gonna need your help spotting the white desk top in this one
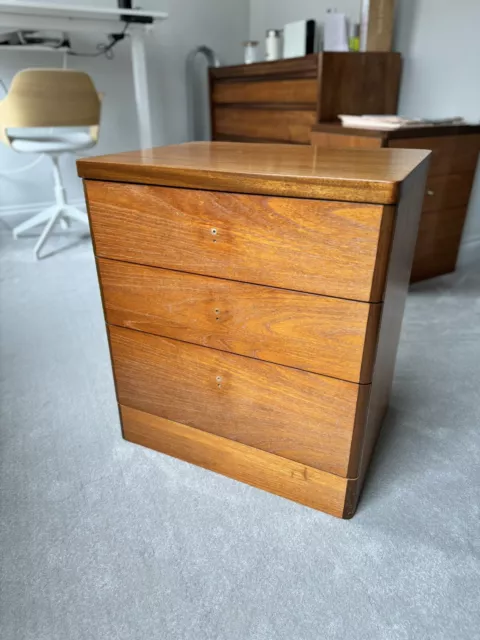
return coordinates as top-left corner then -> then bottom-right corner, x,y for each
0,1 -> 168,34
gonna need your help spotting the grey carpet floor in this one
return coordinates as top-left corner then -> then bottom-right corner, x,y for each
0,228 -> 479,640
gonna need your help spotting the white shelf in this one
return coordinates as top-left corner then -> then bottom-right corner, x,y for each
0,1 -> 168,21
0,1 -> 168,35
0,44 -> 70,51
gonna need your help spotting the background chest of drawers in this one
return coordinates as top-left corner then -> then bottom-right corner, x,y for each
311,123 -> 480,282
78,142 -> 429,518
209,53 -> 401,144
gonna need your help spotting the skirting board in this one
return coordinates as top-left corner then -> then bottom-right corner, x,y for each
0,199 -> 86,228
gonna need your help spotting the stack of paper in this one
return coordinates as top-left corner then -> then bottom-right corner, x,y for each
338,115 -> 467,130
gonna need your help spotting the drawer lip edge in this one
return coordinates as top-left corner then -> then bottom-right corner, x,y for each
79,168 -> 401,205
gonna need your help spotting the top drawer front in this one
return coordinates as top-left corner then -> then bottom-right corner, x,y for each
85,182 -> 393,302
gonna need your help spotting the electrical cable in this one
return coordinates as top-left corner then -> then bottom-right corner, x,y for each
67,22 -> 129,59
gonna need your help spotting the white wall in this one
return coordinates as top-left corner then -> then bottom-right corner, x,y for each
250,0 -> 480,264
0,0 -> 248,214
249,0 -> 359,58
395,0 -> 480,264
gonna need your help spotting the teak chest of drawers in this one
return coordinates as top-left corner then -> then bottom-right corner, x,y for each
209,53 -> 401,144
78,142 -> 430,518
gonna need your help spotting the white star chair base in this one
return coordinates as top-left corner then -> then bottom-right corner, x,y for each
0,69 -> 102,259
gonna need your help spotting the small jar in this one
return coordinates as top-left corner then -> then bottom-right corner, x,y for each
349,22 -> 360,52
265,29 -> 282,61
243,40 -> 259,65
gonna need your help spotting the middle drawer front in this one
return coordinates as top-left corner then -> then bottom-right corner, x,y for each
98,259 -> 381,383
109,326 -> 369,477
85,181 -> 393,303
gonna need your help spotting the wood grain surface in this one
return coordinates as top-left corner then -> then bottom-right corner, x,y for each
78,142 -> 431,205
411,207 -> 468,282
389,134 -> 480,175
318,52 -> 401,120
209,55 -> 319,81
310,125 -> 479,283
389,136 -> 456,175
109,326 -> 370,477
422,172 -> 475,212
85,182 -> 394,303
213,107 -> 316,144
120,405 -> 358,518
212,78 -> 318,106
98,258 -> 382,383
310,130 -> 383,150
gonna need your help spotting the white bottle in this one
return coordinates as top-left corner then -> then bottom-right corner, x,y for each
265,29 -> 282,61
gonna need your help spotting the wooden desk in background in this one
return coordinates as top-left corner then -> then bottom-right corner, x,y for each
78,143 -> 429,518
311,123 -> 480,282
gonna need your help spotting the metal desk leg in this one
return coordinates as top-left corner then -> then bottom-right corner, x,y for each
130,28 -> 153,150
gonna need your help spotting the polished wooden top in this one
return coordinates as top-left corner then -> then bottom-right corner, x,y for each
210,54 -> 319,80
77,142 -> 430,204
312,122 -> 480,140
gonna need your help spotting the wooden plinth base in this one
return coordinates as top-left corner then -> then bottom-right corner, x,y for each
120,404 -> 359,519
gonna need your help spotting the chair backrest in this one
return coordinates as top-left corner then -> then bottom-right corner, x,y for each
0,68 -> 101,132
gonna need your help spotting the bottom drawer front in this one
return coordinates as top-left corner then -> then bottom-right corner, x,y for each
109,326 -> 369,477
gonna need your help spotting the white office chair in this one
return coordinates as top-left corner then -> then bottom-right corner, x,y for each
0,68 -> 102,258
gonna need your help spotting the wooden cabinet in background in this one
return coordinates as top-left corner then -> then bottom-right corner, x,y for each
311,123 -> 480,282
209,53 -> 401,144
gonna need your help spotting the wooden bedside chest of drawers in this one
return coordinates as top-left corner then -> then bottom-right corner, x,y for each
77,142 -> 429,519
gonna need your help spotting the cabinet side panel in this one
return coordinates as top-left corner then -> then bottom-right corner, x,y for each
354,158 -> 430,504
318,53 -> 401,121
